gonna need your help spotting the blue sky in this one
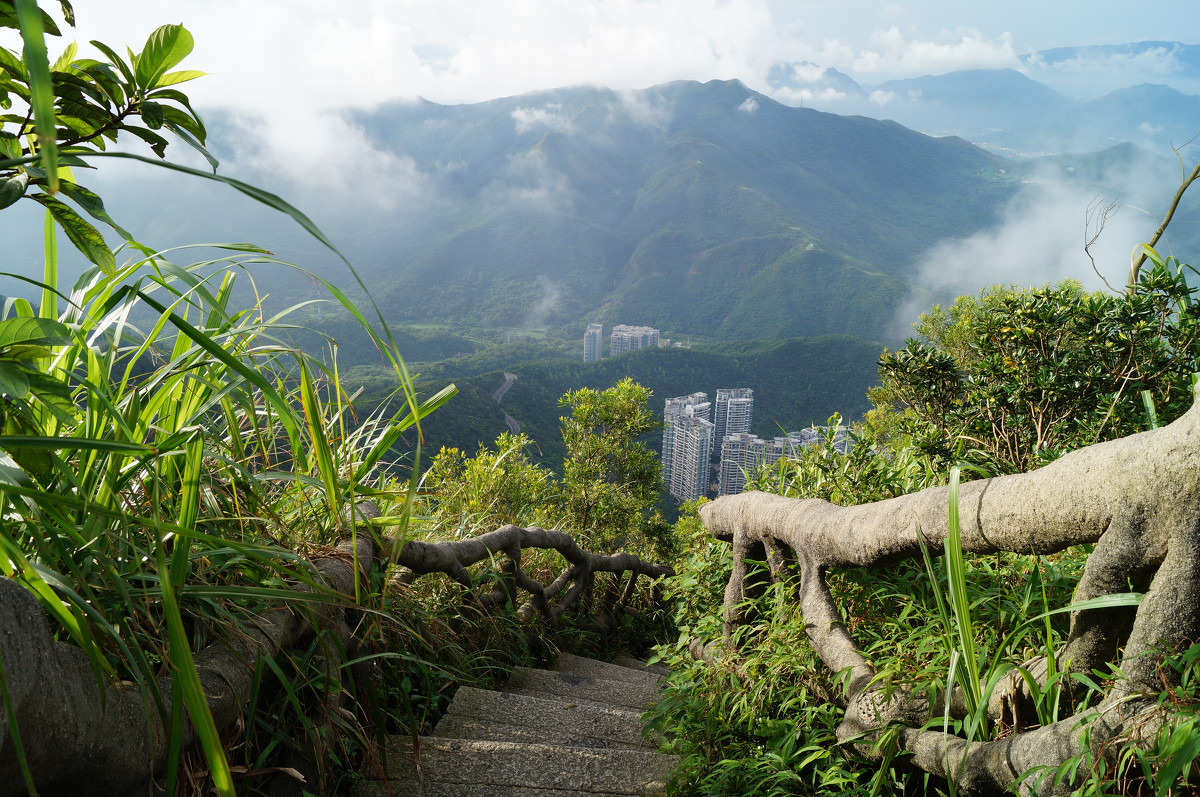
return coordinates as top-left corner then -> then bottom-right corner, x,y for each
69,0 -> 1200,113
8,0 -> 1190,220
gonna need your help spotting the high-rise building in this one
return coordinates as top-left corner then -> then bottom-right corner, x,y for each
662,393 -> 713,502
610,324 -> 660,356
714,388 -> 754,446
718,432 -> 802,496
583,323 -> 603,362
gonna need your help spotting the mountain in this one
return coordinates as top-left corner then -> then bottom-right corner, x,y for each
760,43 -> 1200,156
342,79 -> 1019,344
871,69 -> 1066,136
1023,42 -> 1200,97
985,83 -> 1200,155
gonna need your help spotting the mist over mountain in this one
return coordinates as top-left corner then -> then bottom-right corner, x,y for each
766,41 -> 1200,158
322,78 -> 1027,345
5,49 -> 1197,359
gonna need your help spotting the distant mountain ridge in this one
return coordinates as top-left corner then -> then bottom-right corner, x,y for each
347,79 -> 1019,343
766,41 -> 1200,156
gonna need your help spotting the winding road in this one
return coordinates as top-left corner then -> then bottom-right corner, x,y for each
493,372 -> 521,435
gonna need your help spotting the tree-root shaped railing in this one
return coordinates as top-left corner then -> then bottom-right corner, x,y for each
697,398 -> 1200,796
0,505 -> 673,796
376,506 -> 673,624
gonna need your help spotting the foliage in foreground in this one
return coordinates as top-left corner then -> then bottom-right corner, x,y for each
0,7 -> 459,794
420,376 -> 674,560
650,263 -> 1200,796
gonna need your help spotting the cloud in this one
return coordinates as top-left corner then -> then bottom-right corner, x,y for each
738,97 -> 760,113
484,150 -> 574,213
511,105 -> 574,134
614,89 -> 674,128
773,86 -> 848,104
399,0 -> 781,104
523,276 -> 564,328
851,27 -> 1020,75
788,62 -> 828,84
892,160 -> 1172,336
869,90 -> 896,107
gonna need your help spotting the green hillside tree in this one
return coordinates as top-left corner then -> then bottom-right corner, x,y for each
557,377 -> 667,554
870,256 -> 1200,474
421,432 -> 553,532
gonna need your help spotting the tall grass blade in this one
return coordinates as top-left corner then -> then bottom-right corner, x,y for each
944,467 -> 984,731
14,0 -> 58,192
299,360 -> 342,518
154,519 -> 235,797
1142,390 -> 1159,429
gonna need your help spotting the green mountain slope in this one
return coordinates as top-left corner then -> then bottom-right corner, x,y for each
350,79 -> 1020,343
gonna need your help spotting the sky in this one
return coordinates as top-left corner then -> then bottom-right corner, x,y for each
5,0 -> 1200,302
58,0 -> 1200,113
26,0 -> 1190,190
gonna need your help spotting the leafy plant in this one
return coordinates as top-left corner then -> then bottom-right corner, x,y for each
873,262 -> 1200,474
0,4 -> 460,794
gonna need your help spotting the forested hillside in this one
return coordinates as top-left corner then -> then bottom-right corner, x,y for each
392,335 -> 882,471
336,79 -> 1017,343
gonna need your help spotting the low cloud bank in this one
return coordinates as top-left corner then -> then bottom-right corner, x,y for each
892,157 -> 1197,338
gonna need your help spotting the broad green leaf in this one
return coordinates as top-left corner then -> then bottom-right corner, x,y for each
0,170 -> 27,208
0,314 -> 68,355
146,88 -> 206,141
0,360 -> 30,397
122,125 -> 169,157
27,192 -> 114,272
55,0 -> 73,27
0,132 -> 20,159
140,99 -> 163,129
155,69 -> 205,88
161,120 -> 215,171
57,179 -> 133,240
14,0 -> 57,192
50,40 -> 76,72
134,24 -> 193,90
87,39 -> 135,86
0,47 -> 28,81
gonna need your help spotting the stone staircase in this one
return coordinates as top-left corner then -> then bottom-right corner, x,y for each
356,653 -> 677,796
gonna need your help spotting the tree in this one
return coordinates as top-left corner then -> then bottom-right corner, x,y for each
871,258 -> 1200,474
557,377 -> 666,554
421,432 -> 554,532
422,378 -> 671,558
1,0 -> 211,272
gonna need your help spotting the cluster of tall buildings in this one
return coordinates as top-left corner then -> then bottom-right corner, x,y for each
582,324 -> 660,361
662,388 -> 801,502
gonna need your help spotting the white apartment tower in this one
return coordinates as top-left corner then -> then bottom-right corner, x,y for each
662,393 -> 713,502
714,388 -> 754,445
718,433 -> 802,496
610,324 -> 660,356
583,323 -> 603,362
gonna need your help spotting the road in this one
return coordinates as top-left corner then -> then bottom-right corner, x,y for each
492,373 -> 521,434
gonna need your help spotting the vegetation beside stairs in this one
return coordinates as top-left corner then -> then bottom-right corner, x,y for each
357,653 -> 678,796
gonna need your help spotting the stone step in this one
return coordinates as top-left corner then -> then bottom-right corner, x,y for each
554,652 -> 664,686
433,686 -> 656,750
361,737 -> 678,796
612,655 -> 670,678
503,666 -> 660,712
